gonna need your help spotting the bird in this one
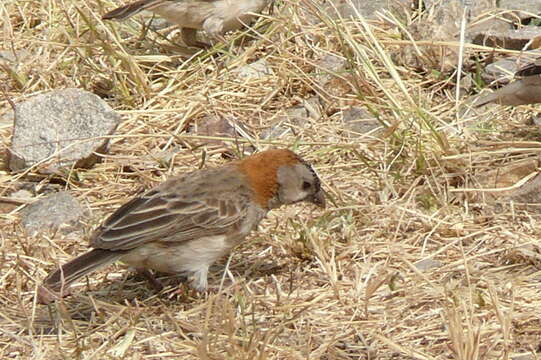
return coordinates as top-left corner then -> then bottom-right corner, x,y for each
37,149 -> 325,304
474,59 -> 541,107
102,0 -> 271,48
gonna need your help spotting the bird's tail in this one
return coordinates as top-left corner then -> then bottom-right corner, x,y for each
38,249 -> 125,303
473,91 -> 499,108
102,0 -> 162,20
474,81 -> 526,108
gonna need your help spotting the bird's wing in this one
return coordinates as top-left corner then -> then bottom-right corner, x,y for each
90,187 -> 249,251
102,0 -> 172,20
515,59 -> 541,78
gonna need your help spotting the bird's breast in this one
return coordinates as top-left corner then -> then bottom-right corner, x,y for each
213,0 -> 269,32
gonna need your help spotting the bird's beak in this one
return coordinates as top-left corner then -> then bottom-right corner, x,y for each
310,189 -> 326,208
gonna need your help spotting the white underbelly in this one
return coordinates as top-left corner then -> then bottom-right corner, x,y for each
153,0 -> 268,32
120,235 -> 231,274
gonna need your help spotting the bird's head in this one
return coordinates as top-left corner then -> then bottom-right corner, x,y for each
238,149 -> 326,210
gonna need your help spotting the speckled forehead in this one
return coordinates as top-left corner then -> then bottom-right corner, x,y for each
289,155 -> 320,187
302,160 -> 321,189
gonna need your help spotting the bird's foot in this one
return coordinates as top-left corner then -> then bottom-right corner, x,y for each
37,285 -> 71,304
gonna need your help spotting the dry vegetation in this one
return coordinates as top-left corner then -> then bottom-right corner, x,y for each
2,0 -> 541,359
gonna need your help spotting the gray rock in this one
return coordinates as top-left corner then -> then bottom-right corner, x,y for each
507,172 -> 541,205
262,97 -> 323,139
315,53 -> 348,89
0,49 -> 31,64
148,17 -> 171,31
332,0 -> 393,19
469,18 -> 514,45
188,115 -> 246,143
261,124 -> 292,140
511,353 -> 536,360
8,88 -> 121,173
21,191 -> 85,235
467,159 -> 541,212
414,258 -> 443,271
329,0 -> 413,19
482,58 -> 522,85
340,106 -> 381,134
281,106 -> 309,124
9,189 -> 33,203
301,96 -> 324,121
481,52 -> 541,85
456,72 -> 474,97
397,0 -> 494,72
187,114 -> 254,154
499,0 -> 541,20
305,0 -> 412,21
474,26 -> 541,51
233,59 -> 273,80
262,106 -> 311,140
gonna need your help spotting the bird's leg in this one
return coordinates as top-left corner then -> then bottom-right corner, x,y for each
181,27 -> 210,48
37,285 -> 71,304
185,266 -> 208,293
136,268 -> 164,292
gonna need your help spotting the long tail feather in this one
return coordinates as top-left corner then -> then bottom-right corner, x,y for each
39,249 -> 126,303
102,0 -> 159,20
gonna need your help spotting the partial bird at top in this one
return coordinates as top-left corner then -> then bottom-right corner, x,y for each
474,58 -> 541,107
102,0 -> 271,48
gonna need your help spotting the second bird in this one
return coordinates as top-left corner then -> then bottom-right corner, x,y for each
102,0 -> 271,48
475,59 -> 541,107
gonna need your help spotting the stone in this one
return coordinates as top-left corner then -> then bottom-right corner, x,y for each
301,96 -> 324,121
331,0 -> 392,19
9,189 -> 33,202
262,97 -> 323,140
8,88 -> 121,174
482,58 -> 523,86
456,73 -> 474,98
305,0 -> 413,21
0,49 -> 31,65
469,18 -> 514,45
465,159 -> 541,212
499,0 -> 541,21
189,115 -> 241,143
315,53 -> 348,89
0,189 -> 33,215
511,353 -> 536,360
397,0 -> 494,72
296,0 -> 410,26
233,59 -> 273,80
261,124 -> 292,140
21,191 -> 85,236
340,106 -> 381,134
187,114 -> 254,154
148,17 -> 171,31
474,26 -> 541,51
480,52 -> 541,85
414,258 -> 443,271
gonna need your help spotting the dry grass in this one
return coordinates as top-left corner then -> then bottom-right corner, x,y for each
2,0 -> 541,358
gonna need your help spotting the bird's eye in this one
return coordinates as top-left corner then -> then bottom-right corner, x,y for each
302,181 -> 311,190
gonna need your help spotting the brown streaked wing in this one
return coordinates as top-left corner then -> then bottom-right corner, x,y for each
102,0 -> 162,20
516,60 -> 541,77
90,192 -> 248,251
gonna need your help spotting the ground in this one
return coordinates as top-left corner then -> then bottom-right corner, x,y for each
1,0 -> 541,359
